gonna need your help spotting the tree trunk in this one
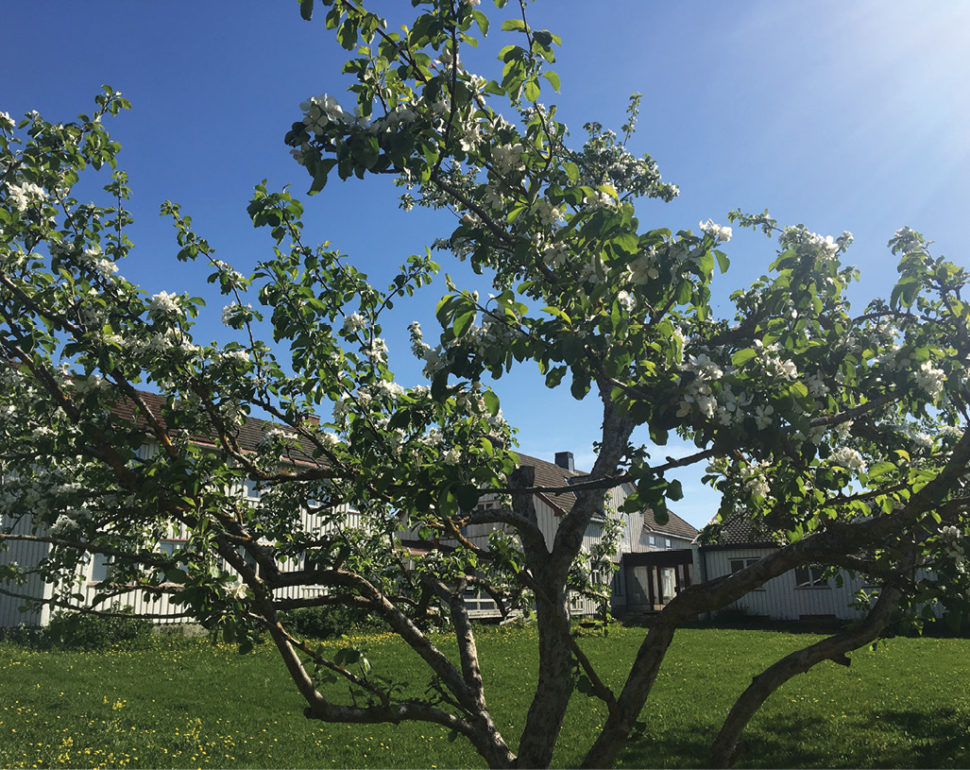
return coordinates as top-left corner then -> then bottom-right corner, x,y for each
513,574 -> 575,768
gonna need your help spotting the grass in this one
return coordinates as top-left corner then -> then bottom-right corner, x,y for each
1,624 -> 969,768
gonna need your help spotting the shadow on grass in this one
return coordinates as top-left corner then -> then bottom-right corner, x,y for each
616,706 -> 970,769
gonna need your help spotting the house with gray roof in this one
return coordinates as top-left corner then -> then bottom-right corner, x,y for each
694,515 -> 869,622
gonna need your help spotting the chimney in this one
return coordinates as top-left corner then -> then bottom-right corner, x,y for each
554,451 -> 574,472
301,413 -> 321,426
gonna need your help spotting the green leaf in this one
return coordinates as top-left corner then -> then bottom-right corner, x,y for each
501,19 -> 526,32
868,461 -> 896,481
570,373 -> 590,400
523,78 -> 540,101
299,0 -> 314,21
731,348 -> 757,367
545,366 -> 566,388
613,231 -> 639,255
472,9 -> 490,36
483,390 -> 500,416
665,480 -> 683,501
543,71 -> 561,91
453,309 -> 476,338
457,485 -> 480,512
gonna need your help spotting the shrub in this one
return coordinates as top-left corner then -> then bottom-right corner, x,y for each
282,605 -> 384,640
42,606 -> 154,650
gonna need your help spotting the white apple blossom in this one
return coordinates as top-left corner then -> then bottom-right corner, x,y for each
831,446 -> 866,473
220,349 -> 251,364
914,361 -> 945,398
343,312 -> 366,333
491,143 -> 525,175
533,198 -> 562,227
222,303 -> 253,326
364,337 -> 388,362
93,258 -> 118,278
319,431 -> 340,449
753,404 -> 774,430
149,291 -> 182,321
699,219 -> 732,243
628,252 -> 660,284
49,514 -> 80,537
6,181 -> 48,212
300,93 -> 349,135
372,379 -> 405,399
616,291 -> 635,313
542,242 -> 569,269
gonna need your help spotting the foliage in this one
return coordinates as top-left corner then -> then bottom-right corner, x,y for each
41,607 -> 155,651
281,605 -> 387,640
2,1 -> 970,767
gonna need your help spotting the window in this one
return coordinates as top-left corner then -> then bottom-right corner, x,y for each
90,553 -> 113,583
158,540 -> 189,581
242,479 -> 260,500
661,567 -> 676,602
612,568 -> 625,598
730,557 -> 759,573
794,565 -> 829,588
729,557 -> 766,591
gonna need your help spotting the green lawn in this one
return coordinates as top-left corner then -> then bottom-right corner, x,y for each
1,624 -> 969,768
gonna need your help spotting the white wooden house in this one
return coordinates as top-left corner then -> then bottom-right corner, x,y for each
0,387 -> 701,627
398,451 -> 699,620
694,515 -> 870,622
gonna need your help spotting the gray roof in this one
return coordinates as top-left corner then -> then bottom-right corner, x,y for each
514,453 -> 699,539
697,513 -> 782,548
513,452 -> 587,514
643,508 -> 698,540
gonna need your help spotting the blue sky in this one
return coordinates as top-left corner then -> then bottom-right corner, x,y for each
5,1 -> 970,527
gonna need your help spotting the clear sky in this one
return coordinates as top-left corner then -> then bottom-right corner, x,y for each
5,1 -> 970,528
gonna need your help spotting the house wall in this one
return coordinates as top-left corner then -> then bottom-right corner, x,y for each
0,513 -> 51,627
701,547 -> 869,621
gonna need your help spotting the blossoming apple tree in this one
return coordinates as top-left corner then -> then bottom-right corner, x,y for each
3,1 -> 970,767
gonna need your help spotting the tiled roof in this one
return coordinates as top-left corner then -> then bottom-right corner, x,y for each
512,453 -> 699,539
697,513 -> 782,548
513,452 -> 586,514
643,508 -> 698,540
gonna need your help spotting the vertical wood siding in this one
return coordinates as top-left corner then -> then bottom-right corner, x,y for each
701,547 -> 868,621
0,514 -> 49,627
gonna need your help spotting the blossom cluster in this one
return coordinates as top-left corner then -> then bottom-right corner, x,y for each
148,291 -> 183,322
914,361 -> 945,398
5,181 -> 48,212
830,446 -> 866,473
699,219 -> 732,243
940,525 -> 967,573
676,353 -> 724,420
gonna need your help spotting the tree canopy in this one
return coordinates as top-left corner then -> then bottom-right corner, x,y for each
2,1 -> 970,767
